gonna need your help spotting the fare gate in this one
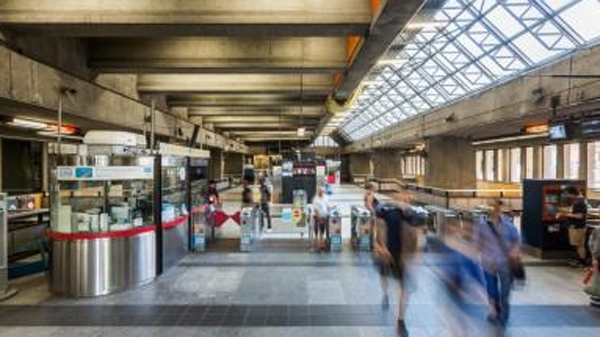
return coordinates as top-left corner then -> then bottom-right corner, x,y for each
351,206 -> 372,251
240,207 -> 259,252
328,207 -> 342,252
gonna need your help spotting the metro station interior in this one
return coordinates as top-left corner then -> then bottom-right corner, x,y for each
1,0 -> 600,336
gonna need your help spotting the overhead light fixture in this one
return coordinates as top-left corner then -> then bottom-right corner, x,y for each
297,128 -> 306,136
9,118 -> 48,130
523,123 -> 549,134
406,21 -> 445,30
376,58 -> 408,67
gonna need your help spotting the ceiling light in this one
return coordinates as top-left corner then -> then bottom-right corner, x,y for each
406,21 -> 445,30
523,124 -> 549,134
297,128 -> 305,136
376,58 -> 408,66
9,118 -> 48,130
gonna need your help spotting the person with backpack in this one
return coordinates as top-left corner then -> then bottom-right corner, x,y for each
474,199 -> 522,327
258,177 -> 272,232
373,201 -> 419,337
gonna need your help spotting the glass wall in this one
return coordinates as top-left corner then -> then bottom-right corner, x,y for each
485,150 -> 495,181
543,145 -> 557,179
525,147 -> 534,179
563,143 -> 580,179
510,148 -> 522,183
588,142 -> 600,190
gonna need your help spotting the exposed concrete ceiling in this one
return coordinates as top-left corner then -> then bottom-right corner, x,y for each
0,0 -> 426,147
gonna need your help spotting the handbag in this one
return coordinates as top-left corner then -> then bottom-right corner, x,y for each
487,221 -> 526,282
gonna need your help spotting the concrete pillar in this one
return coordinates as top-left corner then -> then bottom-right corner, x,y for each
0,138 -> 3,191
425,136 -> 476,189
579,140 -> 588,181
556,144 -> 565,179
533,146 -> 542,179
372,149 -> 400,179
348,153 -> 371,180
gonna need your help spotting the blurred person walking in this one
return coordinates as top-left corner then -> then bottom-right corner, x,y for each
373,202 -> 419,337
474,199 -> 522,327
258,177 -> 272,232
312,186 -> 330,252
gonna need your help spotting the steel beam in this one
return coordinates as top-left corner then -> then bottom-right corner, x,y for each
0,0 -> 370,37
89,37 -> 346,73
335,0 -> 426,101
137,74 -> 333,94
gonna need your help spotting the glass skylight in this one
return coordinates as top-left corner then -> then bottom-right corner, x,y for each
340,0 -> 600,141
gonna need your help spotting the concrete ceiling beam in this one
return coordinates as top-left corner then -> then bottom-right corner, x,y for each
188,106 -> 324,117
137,74 -> 334,94
199,116 -> 320,123
0,0 -> 370,37
89,37 -> 346,73
335,0 -> 427,101
168,94 -> 327,107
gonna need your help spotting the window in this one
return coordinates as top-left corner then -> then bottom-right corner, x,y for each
563,143 -> 580,179
510,148 -> 522,183
543,145 -> 557,179
485,150 -> 495,181
588,141 -> 600,190
525,147 -> 534,179
476,150 -> 484,180
497,149 -> 506,182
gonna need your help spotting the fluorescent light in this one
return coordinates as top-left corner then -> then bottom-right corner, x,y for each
297,128 -> 305,136
9,118 -> 48,130
376,58 -> 408,66
406,21 -> 445,30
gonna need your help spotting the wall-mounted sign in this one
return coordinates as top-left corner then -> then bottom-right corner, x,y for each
56,166 -> 154,181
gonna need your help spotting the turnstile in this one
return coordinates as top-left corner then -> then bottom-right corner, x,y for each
328,207 -> 342,252
0,193 -> 17,300
351,206 -> 372,251
240,207 -> 259,252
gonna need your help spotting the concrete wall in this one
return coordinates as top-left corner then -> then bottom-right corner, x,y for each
0,45 -> 247,153
372,148 -> 401,179
425,136 -> 476,189
210,149 -> 224,180
348,153 -> 371,180
223,152 -> 243,176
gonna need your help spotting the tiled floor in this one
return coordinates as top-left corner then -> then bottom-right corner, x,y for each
2,185 -> 600,336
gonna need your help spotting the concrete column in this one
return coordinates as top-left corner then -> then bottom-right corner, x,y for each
348,153 -> 371,180
579,140 -> 588,181
520,146 -> 527,180
533,146 -> 542,179
556,144 -> 565,179
372,149 -> 400,179
0,138 -> 3,191
425,136 -> 476,189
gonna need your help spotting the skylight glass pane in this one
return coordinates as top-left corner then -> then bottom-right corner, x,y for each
338,0 -> 600,141
557,0 -> 600,42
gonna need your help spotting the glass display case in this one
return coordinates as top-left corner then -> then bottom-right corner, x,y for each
189,153 -> 210,251
158,154 -> 188,270
50,162 -> 157,297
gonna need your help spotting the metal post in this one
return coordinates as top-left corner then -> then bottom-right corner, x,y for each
57,95 -> 63,155
150,100 -> 156,150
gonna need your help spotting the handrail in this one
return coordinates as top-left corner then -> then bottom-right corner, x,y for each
371,177 -> 521,198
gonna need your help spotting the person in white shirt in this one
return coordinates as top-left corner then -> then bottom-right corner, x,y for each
313,186 -> 330,251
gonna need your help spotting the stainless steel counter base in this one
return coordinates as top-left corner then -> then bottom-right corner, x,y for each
51,231 -> 156,297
